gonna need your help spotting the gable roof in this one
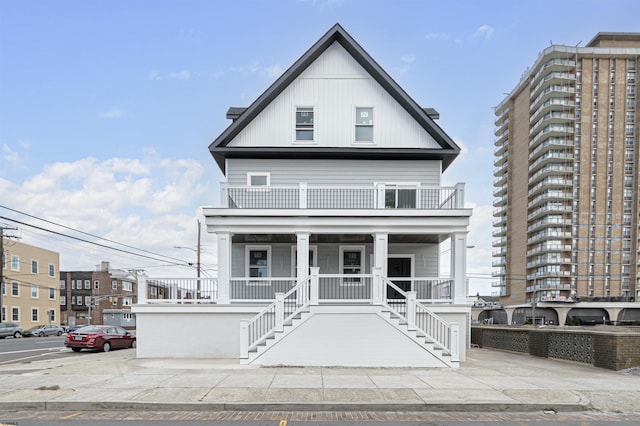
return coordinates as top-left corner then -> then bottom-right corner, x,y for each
209,23 -> 460,172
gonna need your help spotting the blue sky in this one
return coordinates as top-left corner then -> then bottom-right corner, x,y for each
1,0 -> 639,294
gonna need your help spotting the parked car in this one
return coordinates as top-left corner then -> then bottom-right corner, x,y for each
65,325 -> 136,352
0,322 -> 23,339
23,324 -> 65,337
66,324 -> 90,333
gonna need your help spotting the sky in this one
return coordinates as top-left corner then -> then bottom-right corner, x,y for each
1,0 -> 639,295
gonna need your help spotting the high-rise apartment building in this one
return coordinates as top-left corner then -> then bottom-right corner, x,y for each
493,33 -> 640,308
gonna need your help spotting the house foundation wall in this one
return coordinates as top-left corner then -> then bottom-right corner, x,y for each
133,305 -> 264,358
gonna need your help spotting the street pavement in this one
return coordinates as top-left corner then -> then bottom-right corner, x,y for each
0,347 -> 638,414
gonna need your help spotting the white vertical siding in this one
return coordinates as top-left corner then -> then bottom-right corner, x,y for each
227,42 -> 441,149
227,158 -> 441,186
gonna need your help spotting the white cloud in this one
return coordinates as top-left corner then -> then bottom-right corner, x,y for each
148,70 -> 162,81
168,70 -> 191,81
98,108 -> 125,119
0,153 -> 212,275
2,143 -> 19,164
474,24 -> 495,41
265,64 -> 282,79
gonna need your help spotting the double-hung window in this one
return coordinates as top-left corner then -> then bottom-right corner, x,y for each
355,107 -> 373,142
295,107 -> 314,141
31,260 -> 38,274
247,246 -> 270,285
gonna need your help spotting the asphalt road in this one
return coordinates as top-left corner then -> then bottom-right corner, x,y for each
0,335 -> 70,365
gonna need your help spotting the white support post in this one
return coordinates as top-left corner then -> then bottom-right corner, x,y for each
138,276 -> 148,304
454,183 -> 465,209
406,291 -> 417,331
299,182 -> 307,209
376,183 -> 386,209
310,267 -> 320,305
296,232 -> 310,305
217,232 -> 232,304
275,293 -> 285,332
450,322 -> 460,362
220,182 -> 229,208
371,266 -> 383,304
452,232 -> 469,304
373,232 -> 388,276
239,320 -> 249,359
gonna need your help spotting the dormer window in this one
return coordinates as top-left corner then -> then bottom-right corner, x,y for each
355,107 -> 373,142
295,107 -> 314,141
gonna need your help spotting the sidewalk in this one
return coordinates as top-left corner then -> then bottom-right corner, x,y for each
0,347 -> 638,413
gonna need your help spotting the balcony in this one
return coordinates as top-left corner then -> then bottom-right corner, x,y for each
221,183 -> 464,210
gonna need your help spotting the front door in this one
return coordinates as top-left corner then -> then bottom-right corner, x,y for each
387,257 -> 412,299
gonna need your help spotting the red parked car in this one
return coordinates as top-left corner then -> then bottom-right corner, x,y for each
65,325 -> 136,352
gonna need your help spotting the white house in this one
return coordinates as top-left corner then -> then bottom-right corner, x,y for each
133,24 -> 472,368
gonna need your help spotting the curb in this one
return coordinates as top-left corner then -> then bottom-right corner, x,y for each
0,400 -> 590,413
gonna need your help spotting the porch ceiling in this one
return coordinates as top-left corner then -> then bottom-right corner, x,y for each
231,233 -> 444,244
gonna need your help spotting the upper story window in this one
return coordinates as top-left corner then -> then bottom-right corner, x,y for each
112,280 -> 118,290
60,280 -> 66,289
355,107 -> 373,142
385,184 -> 417,209
295,107 -> 314,141
247,172 -> 270,187
31,284 -> 38,298
11,255 -> 19,271
31,260 -> 38,274
48,264 -> 55,277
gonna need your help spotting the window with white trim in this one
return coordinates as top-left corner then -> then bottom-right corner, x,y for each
385,184 -> 418,208
339,246 -> 365,285
112,280 -> 118,290
49,287 -> 55,300
11,307 -> 19,322
11,282 -> 19,296
355,107 -> 373,142
123,297 -> 132,306
60,295 -> 66,305
122,281 -> 132,292
48,264 -> 55,277
295,107 -> 314,141
31,308 -> 38,322
31,260 -> 38,274
94,280 -> 100,289
246,246 -> 270,279
31,284 -> 38,298
247,172 -> 270,187
84,280 -> 90,289
11,255 -> 19,271
60,280 -> 66,289
85,296 -> 91,306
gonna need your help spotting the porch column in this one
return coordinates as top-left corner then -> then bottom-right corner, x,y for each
451,232 -> 469,304
296,232 -> 310,282
217,232 -> 232,304
373,232 -> 388,276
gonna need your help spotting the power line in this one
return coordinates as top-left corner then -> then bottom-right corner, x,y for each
0,215 -> 189,268
0,205 -> 189,265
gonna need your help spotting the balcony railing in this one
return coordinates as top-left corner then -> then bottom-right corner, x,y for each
221,183 -> 464,210
138,275 -> 454,304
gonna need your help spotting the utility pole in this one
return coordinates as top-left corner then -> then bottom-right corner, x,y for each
0,226 -> 18,321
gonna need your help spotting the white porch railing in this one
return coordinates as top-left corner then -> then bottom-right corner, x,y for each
240,276 -> 311,357
137,275 -> 454,304
140,277 -> 218,304
239,272 -> 458,361
222,183 -> 464,210
383,277 -> 458,361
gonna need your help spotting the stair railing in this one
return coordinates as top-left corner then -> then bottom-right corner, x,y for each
382,276 -> 459,361
240,275 -> 311,359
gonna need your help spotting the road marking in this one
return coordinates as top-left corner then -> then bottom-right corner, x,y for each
60,412 -> 81,420
0,347 -> 64,355
0,351 -> 67,365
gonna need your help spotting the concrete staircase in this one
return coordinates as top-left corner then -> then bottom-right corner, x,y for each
243,304 -> 457,368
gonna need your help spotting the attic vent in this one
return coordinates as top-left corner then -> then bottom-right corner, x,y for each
423,108 -> 440,120
226,107 -> 247,121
